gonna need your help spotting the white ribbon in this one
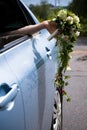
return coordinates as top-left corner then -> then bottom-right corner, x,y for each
47,29 -> 58,41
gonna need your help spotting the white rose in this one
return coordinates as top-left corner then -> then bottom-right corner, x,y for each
69,53 -> 72,59
57,10 -> 67,20
75,31 -> 80,36
66,16 -> 73,24
66,65 -> 71,71
73,16 -> 80,23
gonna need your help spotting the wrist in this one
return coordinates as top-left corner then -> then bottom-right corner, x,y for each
42,20 -> 50,30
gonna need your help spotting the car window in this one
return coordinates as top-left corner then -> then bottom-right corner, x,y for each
0,0 -> 35,48
0,1 -> 28,33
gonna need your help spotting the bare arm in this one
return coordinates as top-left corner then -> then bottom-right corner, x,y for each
0,20 -> 57,45
5,20 -> 57,36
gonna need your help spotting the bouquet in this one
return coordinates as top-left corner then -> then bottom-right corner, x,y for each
48,9 -> 81,101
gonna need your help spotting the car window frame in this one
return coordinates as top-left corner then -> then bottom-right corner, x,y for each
0,35 -> 32,53
18,0 -> 38,25
0,0 -> 39,52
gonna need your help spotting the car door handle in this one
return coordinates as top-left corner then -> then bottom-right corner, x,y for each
0,83 -> 18,108
45,47 -> 52,60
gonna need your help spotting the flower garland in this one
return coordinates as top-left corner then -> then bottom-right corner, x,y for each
49,9 -> 81,101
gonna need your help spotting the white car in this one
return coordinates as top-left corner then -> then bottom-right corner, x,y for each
0,0 -> 61,130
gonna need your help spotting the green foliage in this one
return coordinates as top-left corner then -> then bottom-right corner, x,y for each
68,0 -> 87,18
29,2 -> 64,21
80,17 -> 87,36
29,1 -> 87,36
29,2 -> 52,21
68,0 -> 87,36
53,9 -> 80,101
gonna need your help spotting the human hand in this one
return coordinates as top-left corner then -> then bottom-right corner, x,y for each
43,20 -> 58,40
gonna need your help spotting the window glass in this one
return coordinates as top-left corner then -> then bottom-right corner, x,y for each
0,0 -> 30,48
0,1 -> 28,34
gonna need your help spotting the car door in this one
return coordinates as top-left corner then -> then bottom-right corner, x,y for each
0,54 -> 25,130
4,30 -> 56,130
0,0 -> 57,130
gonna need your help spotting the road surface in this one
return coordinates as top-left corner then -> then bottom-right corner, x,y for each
62,37 -> 87,130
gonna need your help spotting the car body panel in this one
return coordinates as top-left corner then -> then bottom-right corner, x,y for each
0,0 -> 58,130
3,30 -> 56,130
0,54 -> 25,130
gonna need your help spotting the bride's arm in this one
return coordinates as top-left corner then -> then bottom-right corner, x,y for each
0,20 -> 57,45
5,20 -> 57,36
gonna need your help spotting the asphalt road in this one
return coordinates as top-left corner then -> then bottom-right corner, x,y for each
62,37 -> 87,130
